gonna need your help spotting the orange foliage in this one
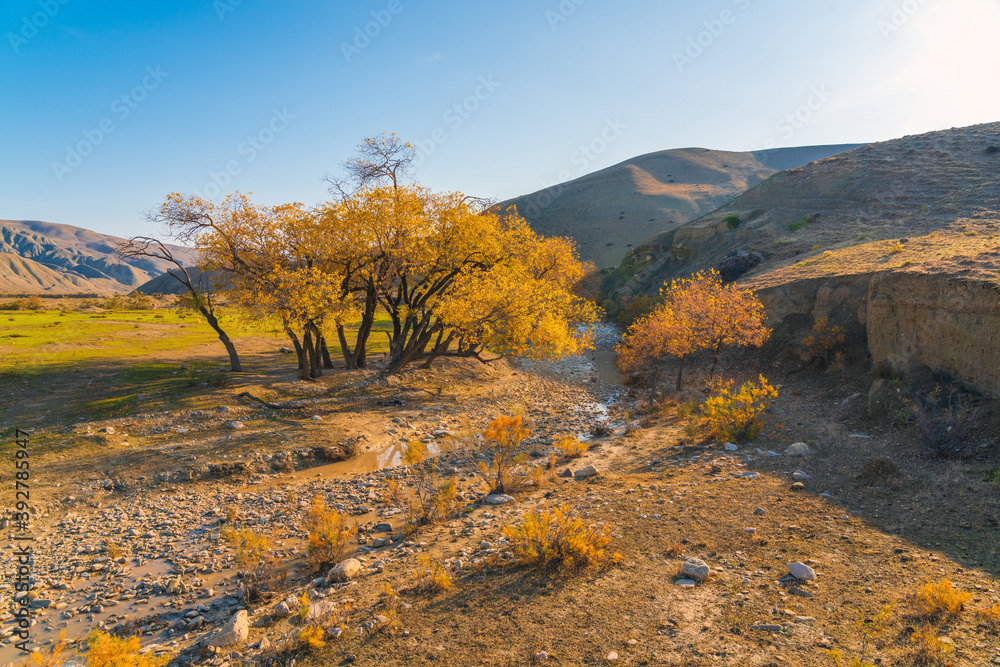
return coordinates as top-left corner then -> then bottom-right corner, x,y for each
616,270 -> 770,391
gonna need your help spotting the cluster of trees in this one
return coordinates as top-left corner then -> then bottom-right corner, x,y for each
121,134 -> 597,377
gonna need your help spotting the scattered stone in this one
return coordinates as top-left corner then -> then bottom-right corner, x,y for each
559,468 -> 573,478
753,507 -> 766,516
101,426 -> 115,435
785,442 -> 810,457
534,651 -> 550,662
790,482 -> 805,491
483,494 -> 515,506
228,421 -> 245,430
752,624 -> 784,632
680,557 -> 710,582
330,558 -> 363,582
674,579 -> 697,589
210,610 -> 249,647
574,466 -> 598,479
724,443 -> 738,451
791,471 -> 813,481
373,522 -> 394,533
606,650 -> 619,661
788,562 -> 816,581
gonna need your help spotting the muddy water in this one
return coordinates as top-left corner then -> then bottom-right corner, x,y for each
590,350 -> 622,386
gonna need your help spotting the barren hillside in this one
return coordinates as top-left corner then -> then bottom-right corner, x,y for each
0,220 -> 199,294
500,144 -> 863,268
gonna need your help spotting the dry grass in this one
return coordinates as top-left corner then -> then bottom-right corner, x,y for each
915,578 -> 971,618
502,504 -> 621,570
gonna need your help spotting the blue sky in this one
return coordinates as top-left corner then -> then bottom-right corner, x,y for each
2,0 -> 999,237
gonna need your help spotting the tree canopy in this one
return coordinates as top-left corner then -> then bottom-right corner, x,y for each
617,269 -> 770,391
151,182 -> 598,377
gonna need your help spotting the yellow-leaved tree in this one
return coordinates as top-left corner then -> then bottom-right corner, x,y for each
617,269 -> 770,391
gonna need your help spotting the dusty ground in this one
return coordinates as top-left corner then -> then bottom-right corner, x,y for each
2,326 -> 999,667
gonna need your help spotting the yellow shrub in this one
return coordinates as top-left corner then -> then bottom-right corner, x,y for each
503,504 -> 621,570
802,317 -> 846,365
701,375 -> 778,442
221,526 -> 275,601
470,414 -> 531,494
297,624 -> 326,650
86,629 -> 168,667
909,625 -> 954,662
555,435 -> 587,459
302,496 -> 353,571
386,442 -> 461,530
916,578 -> 971,618
980,601 -> 1000,629
29,632 -> 70,667
413,555 -> 452,592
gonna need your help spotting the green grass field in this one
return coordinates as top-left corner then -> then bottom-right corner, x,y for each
0,307 -> 268,371
0,305 -> 394,423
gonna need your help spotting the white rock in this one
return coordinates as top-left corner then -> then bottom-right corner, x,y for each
574,466 -> 598,479
724,443 -> 738,451
483,494 -> 515,506
785,442 -> 810,457
788,562 -> 816,581
228,421 -> 245,430
680,557 -> 710,582
607,651 -> 619,661
211,610 -> 248,647
674,579 -> 697,589
791,470 -> 813,481
330,558 -> 363,582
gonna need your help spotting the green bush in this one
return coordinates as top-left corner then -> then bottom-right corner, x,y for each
724,214 -> 740,230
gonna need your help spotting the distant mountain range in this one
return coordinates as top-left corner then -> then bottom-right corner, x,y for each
500,143 -> 864,268
604,121 -> 1000,302
0,142 -> 865,293
0,220 -> 198,294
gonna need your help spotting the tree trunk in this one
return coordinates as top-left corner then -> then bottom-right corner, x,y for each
710,341 -> 722,379
202,307 -> 242,372
286,327 -> 305,371
319,335 -> 333,369
300,327 -> 314,381
675,354 -> 686,391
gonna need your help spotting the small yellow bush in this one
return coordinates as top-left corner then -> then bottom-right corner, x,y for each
503,504 -> 621,570
555,435 -> 587,459
86,629 -> 168,667
297,624 -> 327,650
802,317 -> 846,365
888,241 -> 906,254
386,441 -> 461,530
221,526 -> 275,601
413,555 -> 452,592
978,601 -> 1000,629
302,496 -> 353,571
916,578 -> 970,618
701,375 -> 778,442
909,625 -> 954,663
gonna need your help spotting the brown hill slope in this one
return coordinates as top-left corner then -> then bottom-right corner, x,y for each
607,122 -> 1000,298
606,121 -> 1000,395
0,220 -> 199,294
501,144 -> 863,268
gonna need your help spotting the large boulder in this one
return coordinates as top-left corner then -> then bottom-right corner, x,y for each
680,557 -> 710,582
329,558 -> 363,582
718,249 -> 763,282
211,610 -> 249,647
